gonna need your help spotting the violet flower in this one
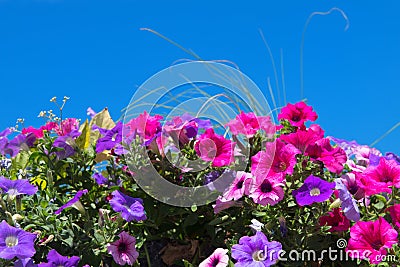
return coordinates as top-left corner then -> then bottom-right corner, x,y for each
0,176 -> 37,199
93,122 -> 124,154
54,189 -> 88,215
0,220 -> 36,260
109,190 -> 146,222
38,249 -> 80,267
231,231 -> 282,267
14,258 -> 38,267
335,179 -> 361,221
53,130 -> 80,160
292,175 -> 335,206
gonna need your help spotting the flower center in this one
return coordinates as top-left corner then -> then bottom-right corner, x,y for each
292,115 -> 301,122
5,235 -> 18,247
118,242 -> 127,252
260,181 -> 272,193
7,188 -> 19,197
371,240 -> 383,250
236,180 -> 244,189
252,250 -> 265,261
310,188 -> 320,196
210,257 -> 220,266
381,176 -> 392,183
278,161 -> 287,171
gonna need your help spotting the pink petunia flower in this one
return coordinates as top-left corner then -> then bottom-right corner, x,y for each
251,140 -> 299,181
199,248 -> 229,267
280,128 -> 321,153
124,111 -> 163,144
249,174 -> 285,206
54,118 -> 80,136
226,111 -> 275,138
346,217 -> 398,264
222,171 -> 252,201
278,101 -> 318,128
357,157 -> 400,196
107,231 -> 139,266
387,204 -> 400,228
305,138 -> 347,174
195,128 -> 235,167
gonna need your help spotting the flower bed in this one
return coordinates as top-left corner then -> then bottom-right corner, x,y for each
0,97 -> 399,267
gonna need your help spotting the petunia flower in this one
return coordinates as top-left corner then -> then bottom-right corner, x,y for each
387,204 -> 400,228
278,101 -> 317,128
335,179 -> 360,221
199,248 -> 229,267
92,172 -> 108,186
195,128 -> 235,167
226,111 -> 275,138
319,208 -> 350,232
0,220 -> 36,260
251,140 -> 299,181
53,130 -> 80,160
107,231 -> 139,266
109,190 -> 146,222
124,111 -> 163,145
249,174 -> 285,206
14,258 -> 38,267
340,172 -> 365,200
212,196 -> 242,214
231,231 -> 282,267
38,249 -> 80,267
54,118 -> 79,136
346,217 -> 398,264
93,122 -> 124,154
54,189 -> 88,215
3,133 -> 36,158
357,157 -> 400,196
280,128 -> 321,153
222,171 -> 252,201
292,175 -> 335,206
0,177 -> 37,199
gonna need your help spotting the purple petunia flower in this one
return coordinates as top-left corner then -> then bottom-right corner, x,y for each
38,249 -> 80,267
109,190 -> 146,222
292,175 -> 335,206
3,133 -> 36,158
93,173 -> 108,186
93,122 -> 124,154
53,129 -> 80,160
231,231 -> 282,267
0,220 -> 36,260
107,231 -> 139,266
55,189 -> 88,215
335,179 -> 360,221
0,177 -> 37,198
14,258 -> 38,267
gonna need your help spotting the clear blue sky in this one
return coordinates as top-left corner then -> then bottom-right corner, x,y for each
0,0 -> 399,155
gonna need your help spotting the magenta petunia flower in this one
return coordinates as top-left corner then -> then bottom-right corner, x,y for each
319,208 -> 350,232
0,177 -> 37,199
109,190 -> 146,222
251,140 -> 299,181
222,171 -> 252,201
387,204 -> 400,228
124,111 -> 163,145
199,248 -> 229,267
0,220 -> 36,260
346,217 -> 398,264
54,189 -> 88,215
292,175 -> 335,206
249,174 -> 285,206
305,138 -> 347,174
38,249 -> 80,267
278,101 -> 317,128
107,231 -> 139,266
195,128 -> 235,167
231,231 -> 282,267
54,118 -> 80,136
280,128 -> 321,153
340,172 -> 365,200
357,157 -> 400,196
226,111 -> 275,138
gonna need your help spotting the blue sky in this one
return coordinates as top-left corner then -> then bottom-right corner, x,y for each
0,0 -> 399,154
